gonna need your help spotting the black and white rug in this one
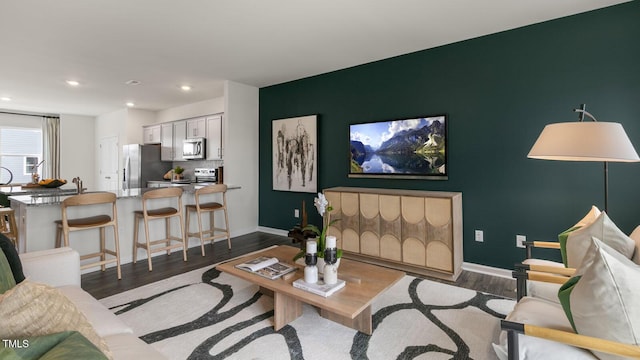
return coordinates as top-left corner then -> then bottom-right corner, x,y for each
100,262 -> 514,360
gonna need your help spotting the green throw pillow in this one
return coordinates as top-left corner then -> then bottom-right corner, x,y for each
558,225 -> 581,267
0,331 -> 108,360
0,250 -> 17,294
0,233 -> 25,283
558,275 -> 581,331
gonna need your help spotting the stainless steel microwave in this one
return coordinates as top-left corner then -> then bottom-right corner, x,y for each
183,138 -> 206,160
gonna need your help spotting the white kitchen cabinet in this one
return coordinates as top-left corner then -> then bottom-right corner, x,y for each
186,117 -> 206,139
173,121 -> 186,161
143,125 -> 161,144
206,115 -> 223,160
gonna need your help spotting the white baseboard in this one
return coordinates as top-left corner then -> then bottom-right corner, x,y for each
462,262 -> 513,279
257,226 -> 289,237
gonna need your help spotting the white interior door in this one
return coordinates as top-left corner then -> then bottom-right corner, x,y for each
98,136 -> 119,190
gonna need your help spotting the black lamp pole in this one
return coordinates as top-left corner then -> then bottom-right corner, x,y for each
575,104 -> 609,213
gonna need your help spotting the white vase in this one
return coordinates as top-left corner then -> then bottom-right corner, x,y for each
323,263 -> 338,284
304,265 -> 318,284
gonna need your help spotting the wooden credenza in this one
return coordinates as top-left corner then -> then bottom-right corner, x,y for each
324,187 -> 463,281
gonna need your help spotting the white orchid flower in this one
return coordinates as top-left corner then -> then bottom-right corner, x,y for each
314,193 -> 328,217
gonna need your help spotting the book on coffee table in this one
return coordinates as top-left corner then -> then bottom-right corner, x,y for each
292,278 -> 346,297
235,256 -> 297,280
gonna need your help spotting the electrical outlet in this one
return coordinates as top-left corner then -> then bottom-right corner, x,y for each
475,230 -> 484,242
516,235 -> 526,248
294,209 -> 300,218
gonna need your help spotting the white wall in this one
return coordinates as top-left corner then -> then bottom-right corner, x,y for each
126,108 -> 157,144
94,108 -> 158,189
95,108 -> 127,145
152,84 -> 260,237
224,80 -> 259,236
95,108 -> 157,146
60,114 -> 96,189
155,98 -> 224,123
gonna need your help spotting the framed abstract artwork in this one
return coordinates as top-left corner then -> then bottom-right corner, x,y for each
272,115 -> 317,193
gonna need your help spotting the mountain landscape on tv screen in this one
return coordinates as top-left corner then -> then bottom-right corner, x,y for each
350,118 -> 445,176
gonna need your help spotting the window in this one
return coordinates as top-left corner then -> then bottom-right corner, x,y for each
0,127 -> 43,184
24,156 -> 41,175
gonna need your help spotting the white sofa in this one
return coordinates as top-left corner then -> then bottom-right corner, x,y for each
19,247 -> 166,360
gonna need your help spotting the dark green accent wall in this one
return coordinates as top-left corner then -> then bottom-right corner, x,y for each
258,2 -> 640,269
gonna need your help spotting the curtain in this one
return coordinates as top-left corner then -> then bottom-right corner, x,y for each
42,116 -> 60,179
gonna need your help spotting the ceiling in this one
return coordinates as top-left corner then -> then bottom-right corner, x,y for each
0,0 -> 630,117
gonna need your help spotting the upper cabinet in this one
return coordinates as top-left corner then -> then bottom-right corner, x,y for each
141,113 -> 223,161
186,117 -> 206,139
143,125 -> 161,144
206,115 -> 223,160
160,123 -> 174,161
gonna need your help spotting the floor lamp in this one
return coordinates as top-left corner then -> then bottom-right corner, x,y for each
527,104 -> 640,213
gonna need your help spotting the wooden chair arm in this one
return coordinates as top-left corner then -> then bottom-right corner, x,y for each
526,264 -> 575,277
502,320 -> 640,359
513,264 -> 573,300
527,241 -> 561,249
524,240 -> 561,259
526,271 -> 570,284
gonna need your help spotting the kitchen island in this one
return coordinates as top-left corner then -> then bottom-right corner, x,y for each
0,184 -> 78,206
8,184 -> 240,269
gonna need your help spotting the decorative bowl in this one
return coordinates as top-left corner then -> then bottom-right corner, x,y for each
39,179 -> 67,188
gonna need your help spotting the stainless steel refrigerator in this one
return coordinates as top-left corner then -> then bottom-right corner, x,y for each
122,144 -> 171,189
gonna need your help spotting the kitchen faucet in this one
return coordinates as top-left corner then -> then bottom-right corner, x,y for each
72,177 -> 84,194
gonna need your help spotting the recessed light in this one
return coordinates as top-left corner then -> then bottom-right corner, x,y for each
125,80 -> 141,86
126,102 -> 135,107
66,80 -> 80,86
1,97 -> 11,102
181,85 -> 192,91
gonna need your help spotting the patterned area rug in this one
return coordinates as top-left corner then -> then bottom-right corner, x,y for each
100,264 -> 514,360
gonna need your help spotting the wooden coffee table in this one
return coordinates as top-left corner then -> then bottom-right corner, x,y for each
216,245 -> 404,335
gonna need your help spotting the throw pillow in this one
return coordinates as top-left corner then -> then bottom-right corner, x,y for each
559,238 -> 640,360
558,205 -> 601,267
564,212 -> 634,268
0,331 -> 108,360
558,226 -> 581,267
0,280 -> 112,359
628,225 -> 640,264
0,233 -> 25,283
0,250 -> 16,294
574,205 -> 601,228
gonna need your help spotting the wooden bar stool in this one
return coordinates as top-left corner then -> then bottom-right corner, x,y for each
185,184 -> 231,256
54,192 -> 122,279
133,187 -> 187,271
0,207 -> 19,248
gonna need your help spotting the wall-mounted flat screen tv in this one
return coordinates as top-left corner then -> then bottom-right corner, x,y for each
349,114 -> 447,180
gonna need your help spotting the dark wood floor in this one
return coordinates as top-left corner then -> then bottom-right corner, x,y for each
81,232 -> 516,300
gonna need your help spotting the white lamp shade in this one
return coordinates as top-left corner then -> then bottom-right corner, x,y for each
528,122 -> 640,162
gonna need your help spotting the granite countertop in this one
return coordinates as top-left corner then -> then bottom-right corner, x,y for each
7,184 -> 240,207
0,185 -> 78,196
